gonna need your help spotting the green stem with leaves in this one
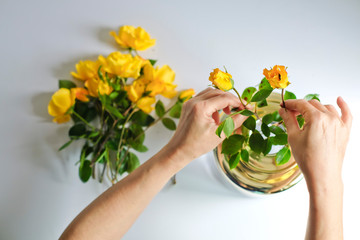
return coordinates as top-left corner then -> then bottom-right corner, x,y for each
72,111 -> 96,131
232,87 -> 245,107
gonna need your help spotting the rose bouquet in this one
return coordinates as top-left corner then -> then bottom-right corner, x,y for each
48,25 -> 194,183
210,66 -> 320,168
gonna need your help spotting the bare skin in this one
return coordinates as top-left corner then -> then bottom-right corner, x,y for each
279,97 -> 352,240
60,89 -> 352,240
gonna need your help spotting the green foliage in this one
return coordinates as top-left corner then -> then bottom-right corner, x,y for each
257,99 -> 268,108
261,123 -> 270,137
229,152 -> 241,169
258,78 -> 273,90
79,160 -> 92,182
284,91 -> 296,100
304,93 -> 320,102
235,109 -> 254,116
276,146 -> 291,165
162,118 -> 176,131
221,134 -> 245,155
149,59 -> 157,66
59,80 -> 76,89
223,117 -> 235,138
58,140 -> 73,151
243,116 -> 256,131
69,123 -> 86,138
155,100 -> 165,117
249,131 -> 265,154
272,111 -> 282,122
263,138 -> 272,155
269,125 -> 285,135
169,102 -> 182,118
240,149 -> 249,163
131,111 -> 155,126
262,114 -> 273,125
270,133 -> 288,145
241,87 -> 256,103
251,89 -> 273,102
297,115 -> 305,128
216,121 -> 225,138
127,152 -> 140,173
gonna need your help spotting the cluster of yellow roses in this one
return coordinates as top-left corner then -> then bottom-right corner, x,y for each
48,26 -> 193,123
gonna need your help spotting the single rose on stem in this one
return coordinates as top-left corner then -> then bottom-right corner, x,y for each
263,65 -> 290,109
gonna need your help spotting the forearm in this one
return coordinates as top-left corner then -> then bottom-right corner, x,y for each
305,180 -> 344,240
60,144 -> 189,240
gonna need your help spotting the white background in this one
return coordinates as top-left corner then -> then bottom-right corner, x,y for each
1,0 -> 359,239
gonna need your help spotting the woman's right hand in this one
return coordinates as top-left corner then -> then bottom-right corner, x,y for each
279,97 -> 352,194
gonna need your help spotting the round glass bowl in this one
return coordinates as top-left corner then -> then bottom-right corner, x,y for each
213,92 -> 302,195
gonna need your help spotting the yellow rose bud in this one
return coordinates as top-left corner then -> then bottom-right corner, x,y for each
179,88 -> 195,102
110,25 -> 156,51
137,96 -> 156,114
85,78 -> 113,97
209,68 -> 233,91
48,88 -> 76,124
98,52 -> 143,79
71,60 -> 99,81
263,65 -> 290,89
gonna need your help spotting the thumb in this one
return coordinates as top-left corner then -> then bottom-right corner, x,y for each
279,108 -> 300,135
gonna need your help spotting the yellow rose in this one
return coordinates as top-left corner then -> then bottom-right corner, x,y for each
98,52 -> 143,79
71,60 -> 99,81
263,65 -> 290,89
124,80 -> 146,102
136,96 -> 156,114
48,88 -> 76,124
139,64 -> 177,98
209,68 -> 233,91
110,25 -> 156,51
179,88 -> 195,102
85,78 -> 113,97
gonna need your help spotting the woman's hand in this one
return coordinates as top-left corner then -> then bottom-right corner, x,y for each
279,97 -> 352,193
166,88 -> 249,164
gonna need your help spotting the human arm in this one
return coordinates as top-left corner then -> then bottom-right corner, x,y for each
279,97 -> 352,240
59,88 -> 248,240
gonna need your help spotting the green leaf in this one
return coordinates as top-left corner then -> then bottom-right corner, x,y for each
229,152 -> 241,169
72,101 -> 97,123
270,133 -> 288,145
272,111 -> 282,122
88,131 -> 100,138
261,123 -> 270,137
263,138 -> 272,155
262,114 -> 274,125
249,132 -> 265,154
304,93 -> 320,102
109,92 -> 119,100
127,152 -> 140,173
297,115 -> 305,128
240,149 -> 249,163
132,144 -> 148,152
257,99 -> 268,108
59,80 -> 76,89
251,89 -> 273,102
131,111 -> 155,126
98,65 -> 104,81
215,121 -> 225,138
106,140 -> 118,151
269,125 -> 285,135
149,59 -> 157,66
162,118 -> 176,131
155,100 -> 166,117
284,91 -> 296,100
105,105 -> 124,119
241,87 -> 257,103
223,117 -> 235,138
276,146 -> 291,165
58,140 -> 73,151
169,102 -> 182,119
79,160 -> 92,183
259,78 -> 273,90
221,134 -> 245,155
242,116 -> 256,131
69,123 -> 86,138
236,109 -> 254,116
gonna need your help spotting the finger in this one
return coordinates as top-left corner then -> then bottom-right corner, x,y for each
324,104 -> 340,117
212,111 -> 220,125
196,88 -> 223,100
205,93 -> 241,115
337,96 -> 352,127
282,99 -> 318,122
308,99 -> 328,113
279,108 -> 301,135
223,106 -> 231,115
